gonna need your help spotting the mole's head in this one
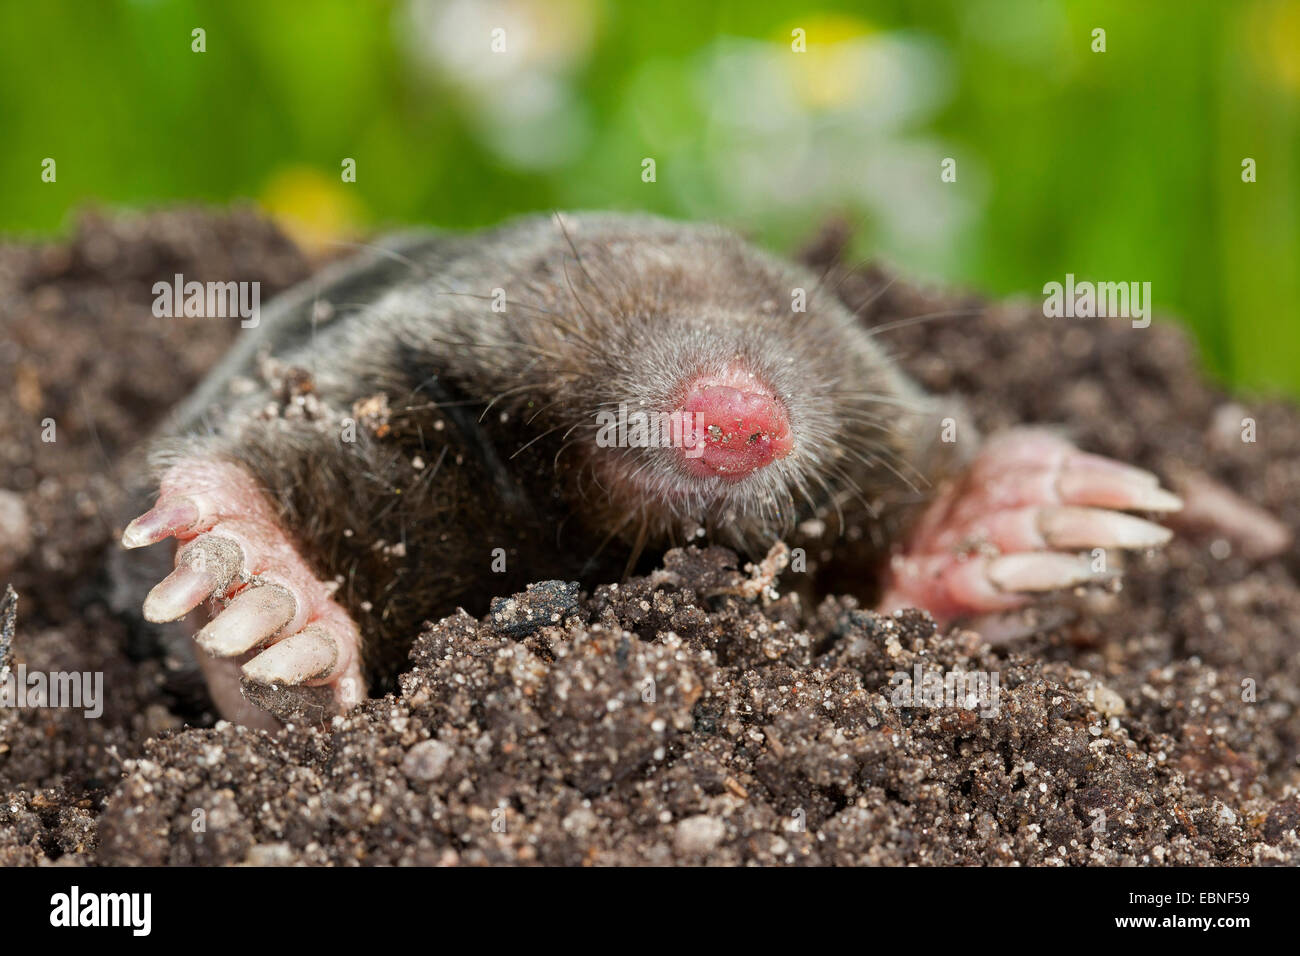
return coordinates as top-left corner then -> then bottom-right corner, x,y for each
520,216 -> 926,551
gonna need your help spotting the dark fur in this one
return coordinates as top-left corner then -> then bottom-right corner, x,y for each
134,213 -> 961,688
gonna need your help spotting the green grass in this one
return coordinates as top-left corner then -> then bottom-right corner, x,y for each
2,0 -> 1297,397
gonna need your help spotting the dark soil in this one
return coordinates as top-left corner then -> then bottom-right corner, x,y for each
1,209 -> 1297,865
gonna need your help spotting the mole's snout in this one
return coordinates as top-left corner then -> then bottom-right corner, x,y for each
674,369 -> 793,482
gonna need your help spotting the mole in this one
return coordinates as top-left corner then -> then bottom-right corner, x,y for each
117,212 -> 1185,727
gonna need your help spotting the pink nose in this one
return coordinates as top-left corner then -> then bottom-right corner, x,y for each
674,372 -> 793,481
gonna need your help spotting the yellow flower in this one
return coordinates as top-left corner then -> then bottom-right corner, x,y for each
259,166 -> 366,254
1252,0 -> 1300,93
779,13 -> 876,111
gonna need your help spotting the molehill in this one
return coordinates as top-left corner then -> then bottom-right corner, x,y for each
0,210 -> 1297,865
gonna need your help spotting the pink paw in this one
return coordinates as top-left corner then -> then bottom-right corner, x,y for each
879,429 -> 1182,626
121,459 -> 364,723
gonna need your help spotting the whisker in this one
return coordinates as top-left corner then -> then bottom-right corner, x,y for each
825,390 -> 932,413
621,509 -> 650,580
320,239 -> 435,279
863,307 -> 982,339
480,382 -> 544,421
846,273 -> 901,321
509,420 -> 571,459
552,211 -> 624,322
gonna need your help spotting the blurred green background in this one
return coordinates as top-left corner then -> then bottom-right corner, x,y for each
2,0 -> 1298,396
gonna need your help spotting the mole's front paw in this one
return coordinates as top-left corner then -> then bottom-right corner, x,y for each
121,459 -> 364,724
878,429 -> 1182,628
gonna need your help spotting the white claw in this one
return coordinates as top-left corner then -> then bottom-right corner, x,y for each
987,553 -> 1096,594
121,497 -> 200,549
241,624 -> 339,686
142,562 -> 221,622
1069,452 -> 1163,487
1040,506 -> 1173,550
1126,486 -> 1183,513
1057,471 -> 1183,512
196,584 -> 297,657
141,536 -> 243,623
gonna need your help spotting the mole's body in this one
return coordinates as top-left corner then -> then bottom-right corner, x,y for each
119,213 -> 1182,727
